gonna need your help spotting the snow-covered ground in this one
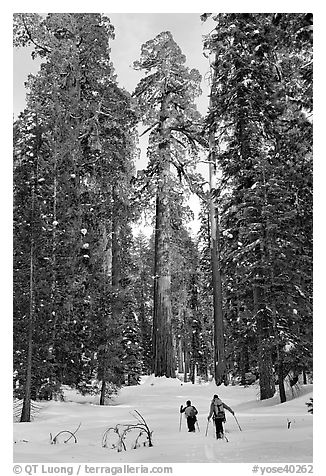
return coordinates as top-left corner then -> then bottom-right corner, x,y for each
13,377 -> 313,464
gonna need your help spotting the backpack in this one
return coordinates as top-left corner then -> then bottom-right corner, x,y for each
185,406 -> 198,418
213,402 -> 226,421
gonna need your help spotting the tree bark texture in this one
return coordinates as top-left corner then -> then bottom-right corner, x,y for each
100,187 -> 121,404
177,338 -> 184,373
277,350 -> 287,403
208,132 -> 227,386
152,188 -> 175,376
47,139 -> 59,395
20,180 -> 36,422
207,53 -> 228,386
99,379 -> 106,406
152,93 -> 176,377
253,285 -> 276,400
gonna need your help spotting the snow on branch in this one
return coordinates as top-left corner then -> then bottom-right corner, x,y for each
50,422 -> 81,444
102,410 -> 153,452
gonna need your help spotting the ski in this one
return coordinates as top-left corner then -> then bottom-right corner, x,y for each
215,435 -> 229,442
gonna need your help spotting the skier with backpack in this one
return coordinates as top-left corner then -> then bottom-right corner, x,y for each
180,400 -> 198,432
207,394 -> 234,439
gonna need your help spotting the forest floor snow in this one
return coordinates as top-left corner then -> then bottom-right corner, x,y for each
13,377 -> 313,463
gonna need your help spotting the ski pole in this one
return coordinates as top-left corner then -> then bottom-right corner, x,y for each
205,419 -> 210,436
179,412 -> 182,432
196,420 -> 200,432
233,414 -> 242,431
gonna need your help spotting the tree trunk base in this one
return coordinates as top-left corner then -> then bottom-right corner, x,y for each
100,380 -> 106,405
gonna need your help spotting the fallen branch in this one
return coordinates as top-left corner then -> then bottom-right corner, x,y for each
132,410 -> 153,447
102,410 -> 153,452
50,423 -> 81,445
64,422 -> 81,443
102,425 -> 126,452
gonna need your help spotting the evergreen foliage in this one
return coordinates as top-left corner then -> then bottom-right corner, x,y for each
202,13 -> 312,400
13,14 -> 312,410
13,13 -> 140,418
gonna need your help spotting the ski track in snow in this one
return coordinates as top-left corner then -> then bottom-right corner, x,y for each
13,378 -> 313,463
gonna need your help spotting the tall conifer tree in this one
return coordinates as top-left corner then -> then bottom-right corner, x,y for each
133,31 -> 202,377
202,13 -> 312,399
13,13 -> 138,414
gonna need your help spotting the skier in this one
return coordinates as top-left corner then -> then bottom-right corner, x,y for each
207,394 -> 234,439
180,400 -> 198,432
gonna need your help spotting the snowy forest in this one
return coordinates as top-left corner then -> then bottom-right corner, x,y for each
13,12 -> 312,432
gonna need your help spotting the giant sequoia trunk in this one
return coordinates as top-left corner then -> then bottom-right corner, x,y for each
207,54 -> 228,386
152,176 -> 175,376
152,95 -> 175,377
208,126 -> 228,386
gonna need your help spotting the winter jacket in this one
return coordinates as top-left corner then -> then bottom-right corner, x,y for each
180,405 -> 198,418
208,397 -> 234,420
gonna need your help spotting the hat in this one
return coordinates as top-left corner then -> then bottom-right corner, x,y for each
186,400 -> 191,405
